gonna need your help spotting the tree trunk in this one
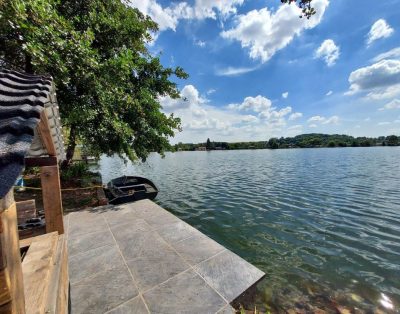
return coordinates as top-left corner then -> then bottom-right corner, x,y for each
61,126 -> 77,169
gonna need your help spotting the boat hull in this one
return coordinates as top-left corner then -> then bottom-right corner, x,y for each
106,176 -> 158,205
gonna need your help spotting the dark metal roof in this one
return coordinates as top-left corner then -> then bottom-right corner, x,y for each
0,69 -> 65,198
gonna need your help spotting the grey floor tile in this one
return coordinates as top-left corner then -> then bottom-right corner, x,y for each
69,244 -> 125,284
71,266 -> 139,314
217,304 -> 236,314
113,230 -> 171,261
110,219 -> 150,241
142,211 -> 180,229
68,230 -> 114,257
103,205 -> 145,226
194,250 -> 265,302
143,269 -> 226,314
68,214 -> 108,238
63,214 -> 70,234
106,296 -> 149,314
125,247 -> 190,292
157,220 -> 201,244
172,233 -> 226,266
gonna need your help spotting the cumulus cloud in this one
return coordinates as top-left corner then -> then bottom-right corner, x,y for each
346,59 -> 400,98
282,92 -> 289,99
228,95 -> 272,112
215,66 -> 258,76
367,19 -> 394,46
220,0 -> 329,63
289,112 -> 303,121
128,0 -> 244,32
307,115 -> 339,125
160,84 -> 206,111
162,86 -> 307,143
315,39 -> 340,66
372,47 -> 400,62
379,99 -> 400,111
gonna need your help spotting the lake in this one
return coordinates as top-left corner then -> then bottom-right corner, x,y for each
97,147 -> 400,312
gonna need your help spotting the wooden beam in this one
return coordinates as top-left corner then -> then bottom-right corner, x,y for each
38,111 -> 56,157
25,157 -> 58,168
40,166 -> 64,235
0,192 -> 26,313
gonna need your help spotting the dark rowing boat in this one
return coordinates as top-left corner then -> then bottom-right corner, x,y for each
106,176 -> 158,205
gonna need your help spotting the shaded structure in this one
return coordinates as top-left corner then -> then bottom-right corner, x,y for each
0,69 -> 68,313
66,200 -> 265,313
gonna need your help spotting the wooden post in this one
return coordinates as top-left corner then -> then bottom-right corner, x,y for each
0,190 -> 26,313
40,166 -> 64,235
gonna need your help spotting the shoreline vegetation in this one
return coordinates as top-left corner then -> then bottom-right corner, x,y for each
172,133 -> 400,151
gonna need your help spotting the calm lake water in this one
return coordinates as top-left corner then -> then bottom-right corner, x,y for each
97,147 -> 400,312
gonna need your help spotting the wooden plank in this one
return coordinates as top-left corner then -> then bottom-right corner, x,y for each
40,166 -> 64,234
22,232 -> 58,314
0,201 -> 26,313
25,157 -> 58,168
16,200 -> 36,225
37,111 -> 56,156
19,238 -> 34,250
45,235 -> 69,314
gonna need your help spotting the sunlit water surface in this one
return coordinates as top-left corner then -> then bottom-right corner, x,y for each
97,148 -> 400,312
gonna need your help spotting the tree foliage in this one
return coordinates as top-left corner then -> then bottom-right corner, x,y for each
281,0 -> 316,19
0,0 -> 188,164
173,134 -> 399,151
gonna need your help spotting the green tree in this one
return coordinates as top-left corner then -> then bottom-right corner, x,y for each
206,138 -> 211,150
387,135 -> 399,146
268,138 -> 279,149
0,0 -> 187,165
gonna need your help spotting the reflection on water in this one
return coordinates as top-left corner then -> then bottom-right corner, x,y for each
97,147 -> 400,312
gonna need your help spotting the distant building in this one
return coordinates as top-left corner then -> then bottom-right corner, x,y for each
195,147 -> 207,151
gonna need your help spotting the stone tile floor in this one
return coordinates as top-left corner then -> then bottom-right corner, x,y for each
65,200 -> 265,314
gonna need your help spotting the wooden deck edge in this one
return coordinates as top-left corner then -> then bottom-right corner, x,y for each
22,232 -> 69,314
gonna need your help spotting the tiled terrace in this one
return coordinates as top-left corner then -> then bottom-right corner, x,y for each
65,200 -> 265,314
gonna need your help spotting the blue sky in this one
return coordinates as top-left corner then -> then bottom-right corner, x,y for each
130,0 -> 400,143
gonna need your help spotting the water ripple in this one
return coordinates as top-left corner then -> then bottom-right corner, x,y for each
98,147 -> 400,311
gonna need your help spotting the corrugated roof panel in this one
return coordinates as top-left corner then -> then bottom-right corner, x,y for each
0,69 -> 65,198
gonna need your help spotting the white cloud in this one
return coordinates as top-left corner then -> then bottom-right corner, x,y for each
163,86 -> 305,143
308,115 -> 325,123
228,95 -> 272,112
241,115 -> 258,123
324,115 -> 339,124
326,90 -> 333,96
215,66 -> 258,76
128,0 -> 180,31
315,39 -> 340,66
195,40 -> 206,47
160,84 -> 207,111
289,112 -> 303,121
206,88 -> 217,95
282,92 -> 289,99
309,124 -> 318,128
346,59 -> 400,98
220,0 -> 329,63
372,47 -> 400,62
307,115 -> 339,125
367,19 -> 394,46
379,99 -> 400,111
128,0 -> 244,32
377,121 -> 391,126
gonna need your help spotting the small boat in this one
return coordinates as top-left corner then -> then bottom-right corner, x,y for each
106,176 -> 158,205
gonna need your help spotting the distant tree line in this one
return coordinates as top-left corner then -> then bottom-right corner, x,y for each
172,134 -> 400,151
